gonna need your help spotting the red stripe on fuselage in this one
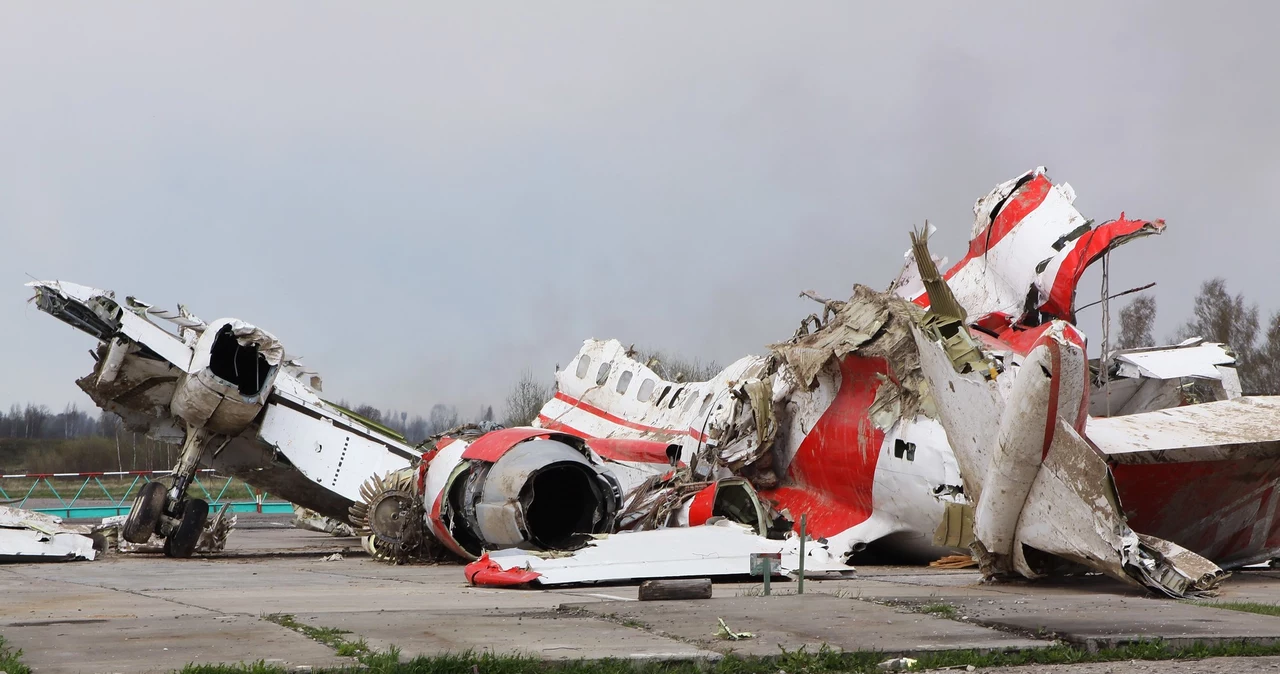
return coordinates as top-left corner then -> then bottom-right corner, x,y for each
760,355 -> 887,537
548,391 -> 709,442
915,174 -> 1054,308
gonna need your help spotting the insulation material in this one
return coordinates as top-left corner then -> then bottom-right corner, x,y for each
0,506 -> 97,562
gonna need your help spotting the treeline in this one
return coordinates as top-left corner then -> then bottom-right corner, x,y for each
0,403 -> 114,440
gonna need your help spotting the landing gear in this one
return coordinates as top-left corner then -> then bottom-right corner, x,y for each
163,498 -> 209,558
123,481 -> 167,544
120,423 -> 216,557
157,425 -> 213,558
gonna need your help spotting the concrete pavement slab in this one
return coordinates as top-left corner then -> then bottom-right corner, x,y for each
294,608 -> 719,662
0,614 -> 352,674
567,594 -> 1048,657
929,595 -> 1280,649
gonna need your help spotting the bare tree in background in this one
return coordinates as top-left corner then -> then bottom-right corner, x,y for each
1252,312 -> 1280,395
1116,296 -> 1157,350
1177,278 -> 1261,392
503,368 -> 551,427
427,404 -> 460,435
633,348 -> 722,383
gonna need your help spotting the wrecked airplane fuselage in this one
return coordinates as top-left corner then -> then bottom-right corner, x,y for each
479,167 -> 1280,594
26,167 -> 1280,598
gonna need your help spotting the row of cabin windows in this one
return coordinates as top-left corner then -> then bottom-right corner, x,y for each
573,354 -> 714,416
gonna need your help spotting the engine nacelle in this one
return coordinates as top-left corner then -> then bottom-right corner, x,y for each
422,428 -> 621,559
170,319 -> 281,436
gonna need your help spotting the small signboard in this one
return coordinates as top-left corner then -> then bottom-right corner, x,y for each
749,552 -> 781,576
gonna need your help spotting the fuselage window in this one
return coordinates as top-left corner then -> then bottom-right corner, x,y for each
616,370 -> 633,395
637,379 -> 656,402
575,355 -> 591,379
596,362 -> 612,386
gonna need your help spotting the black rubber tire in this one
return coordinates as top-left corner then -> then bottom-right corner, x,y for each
122,481 -> 167,544
163,498 -> 209,558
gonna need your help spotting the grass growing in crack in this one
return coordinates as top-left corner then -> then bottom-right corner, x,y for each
919,603 -> 959,619
263,613 -> 370,658
175,639 -> 1280,674
0,635 -> 32,674
1188,600 -> 1280,617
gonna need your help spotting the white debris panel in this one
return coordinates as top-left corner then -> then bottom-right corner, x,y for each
467,521 -> 852,587
1088,397 -> 1280,463
0,506 -> 97,562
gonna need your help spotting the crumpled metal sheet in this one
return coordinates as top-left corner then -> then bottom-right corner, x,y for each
1113,341 -> 1236,381
913,324 -> 1225,597
0,506 -> 97,562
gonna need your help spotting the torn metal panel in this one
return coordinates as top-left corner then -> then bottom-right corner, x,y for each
898,168 -> 1164,324
465,521 -> 853,587
0,506 -> 97,562
1089,397 -> 1280,464
1113,341 -> 1236,381
914,323 -> 1224,596
294,505 -> 357,537
1096,400 -> 1280,565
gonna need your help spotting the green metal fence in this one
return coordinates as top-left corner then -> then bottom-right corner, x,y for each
0,469 -> 293,519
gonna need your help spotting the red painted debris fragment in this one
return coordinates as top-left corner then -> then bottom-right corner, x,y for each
464,553 -> 541,587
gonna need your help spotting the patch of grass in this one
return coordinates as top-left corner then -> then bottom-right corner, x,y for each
178,662 -> 286,674
263,613 -> 371,658
1189,600 -> 1280,617
919,603 -> 959,619
0,634 -> 32,674
175,639 -> 1280,674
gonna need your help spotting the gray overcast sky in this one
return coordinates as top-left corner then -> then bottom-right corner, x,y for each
3,2 -> 1278,418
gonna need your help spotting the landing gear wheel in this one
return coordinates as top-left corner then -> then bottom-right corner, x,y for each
163,498 -> 209,558
122,482 -> 167,544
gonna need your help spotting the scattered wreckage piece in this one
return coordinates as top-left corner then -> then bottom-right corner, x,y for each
1090,397 -> 1280,569
0,506 -> 96,562
27,281 -> 417,557
293,505 -> 356,538
464,520 -> 853,587
1091,339 -> 1240,417
97,504 -> 236,554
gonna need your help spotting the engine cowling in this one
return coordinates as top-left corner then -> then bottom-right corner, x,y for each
170,319 -> 281,436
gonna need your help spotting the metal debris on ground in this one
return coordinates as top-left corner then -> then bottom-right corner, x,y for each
0,505 -> 96,562
97,503 -> 236,554
716,617 -> 754,641
877,656 -> 918,670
